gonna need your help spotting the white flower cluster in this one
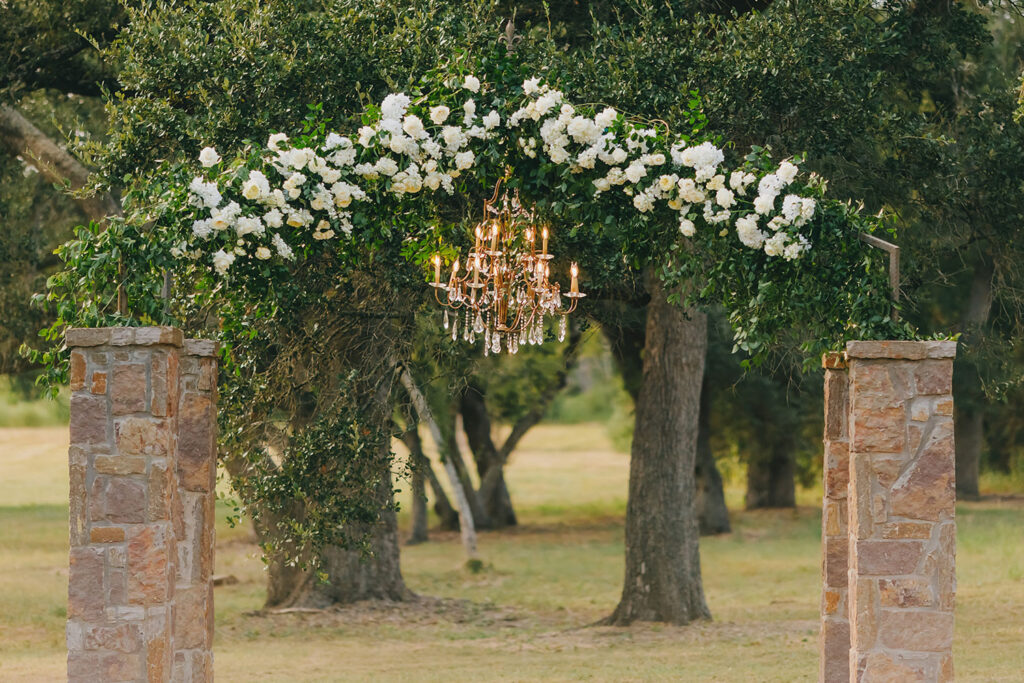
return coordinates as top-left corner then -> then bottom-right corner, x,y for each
509,79 -> 815,261
185,74 -> 507,274
184,72 -> 818,276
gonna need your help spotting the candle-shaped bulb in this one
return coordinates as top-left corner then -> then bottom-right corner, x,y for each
542,227 -> 549,256
432,254 -> 441,283
448,258 -> 459,287
570,262 -> 579,293
490,221 -> 499,251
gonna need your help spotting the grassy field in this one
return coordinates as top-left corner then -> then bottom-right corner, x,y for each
1,424 -> 1022,682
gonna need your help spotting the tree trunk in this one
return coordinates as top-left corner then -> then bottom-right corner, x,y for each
273,470 -> 410,607
744,443 -> 797,509
695,378 -> 731,535
954,254 -> 994,500
399,408 -> 429,544
605,277 -> 711,625
460,385 -> 517,528
399,367 -> 479,563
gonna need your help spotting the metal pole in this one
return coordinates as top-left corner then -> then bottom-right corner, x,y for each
858,233 -> 900,323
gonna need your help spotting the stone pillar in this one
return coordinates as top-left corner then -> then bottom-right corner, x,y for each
845,340 -> 957,682
67,327 -> 217,682
173,339 -> 218,680
820,352 -> 851,683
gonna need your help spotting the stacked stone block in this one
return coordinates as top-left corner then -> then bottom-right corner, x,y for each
820,352 -> 851,683
844,340 -> 957,682
67,327 -> 217,682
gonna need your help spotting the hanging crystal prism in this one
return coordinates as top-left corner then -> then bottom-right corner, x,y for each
451,316 -> 458,342
443,309 -> 449,330
558,315 -> 567,342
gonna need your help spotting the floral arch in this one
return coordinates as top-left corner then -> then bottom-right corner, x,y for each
156,55 -> 905,362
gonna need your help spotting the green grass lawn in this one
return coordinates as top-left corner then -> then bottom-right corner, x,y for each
0,425 -> 1022,681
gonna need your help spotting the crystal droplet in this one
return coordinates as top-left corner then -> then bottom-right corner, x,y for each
451,317 -> 458,342
443,309 -> 450,330
558,315 -> 567,342
474,312 -> 484,334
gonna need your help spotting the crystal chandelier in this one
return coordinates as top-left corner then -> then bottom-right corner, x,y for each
430,179 -> 585,355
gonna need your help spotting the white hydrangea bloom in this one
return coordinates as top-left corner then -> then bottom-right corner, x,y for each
272,233 -> 294,259
192,219 -> 213,239
374,157 -> 399,176
189,177 -> 222,209
235,216 -> 264,237
380,93 -> 411,120
736,214 -> 766,249
263,209 -> 283,228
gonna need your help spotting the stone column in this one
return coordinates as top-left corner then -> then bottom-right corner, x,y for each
66,327 -> 217,682
820,352 -> 851,683
173,339 -> 218,681
845,340 -> 957,682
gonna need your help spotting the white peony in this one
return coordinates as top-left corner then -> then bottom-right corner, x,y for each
198,146 -> 220,167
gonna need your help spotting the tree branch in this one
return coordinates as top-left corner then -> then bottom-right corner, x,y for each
0,104 -> 121,222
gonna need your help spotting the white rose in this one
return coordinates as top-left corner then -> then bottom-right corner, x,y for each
454,150 -> 475,170
267,133 -> 288,151
463,75 -> 481,92
212,249 -> 235,274
198,146 -> 220,167
625,161 -> 647,184
429,106 -> 450,125
611,148 -> 628,164
482,110 -> 501,130
716,187 -> 735,209
523,77 -> 541,95
403,115 -> 426,139
679,218 -> 696,237
777,160 -> 799,184
255,246 -> 272,260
